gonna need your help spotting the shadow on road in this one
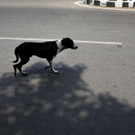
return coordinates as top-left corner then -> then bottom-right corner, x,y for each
0,62 -> 135,135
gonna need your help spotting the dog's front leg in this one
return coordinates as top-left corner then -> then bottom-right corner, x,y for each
48,60 -> 59,74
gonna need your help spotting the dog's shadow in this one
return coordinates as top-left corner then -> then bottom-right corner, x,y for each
23,62 -> 50,75
0,62 -> 135,135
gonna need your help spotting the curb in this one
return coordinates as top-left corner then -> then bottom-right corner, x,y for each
85,0 -> 135,8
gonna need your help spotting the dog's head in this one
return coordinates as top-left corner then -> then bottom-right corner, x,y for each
61,38 -> 78,50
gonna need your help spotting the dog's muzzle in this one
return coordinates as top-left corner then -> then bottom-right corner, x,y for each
73,45 -> 78,50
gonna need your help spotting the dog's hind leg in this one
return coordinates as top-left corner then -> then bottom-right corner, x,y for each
13,65 -> 17,77
47,60 -> 59,74
15,57 -> 30,76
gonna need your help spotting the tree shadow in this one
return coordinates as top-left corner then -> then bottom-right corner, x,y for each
0,62 -> 135,135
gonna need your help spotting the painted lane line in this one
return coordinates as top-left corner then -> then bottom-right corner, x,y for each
74,40 -> 122,45
0,37 -> 122,45
0,37 -> 54,42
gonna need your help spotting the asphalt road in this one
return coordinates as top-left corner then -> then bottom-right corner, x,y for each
0,0 -> 135,135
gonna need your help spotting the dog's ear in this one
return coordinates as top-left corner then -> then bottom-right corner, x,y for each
62,38 -> 69,42
61,38 -> 65,46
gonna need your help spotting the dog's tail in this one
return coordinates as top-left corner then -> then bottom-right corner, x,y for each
13,47 -> 19,63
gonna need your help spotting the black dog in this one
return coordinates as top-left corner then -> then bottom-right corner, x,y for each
13,38 -> 78,76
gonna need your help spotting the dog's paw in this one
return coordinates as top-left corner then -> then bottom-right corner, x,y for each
53,71 -> 60,74
22,72 -> 28,76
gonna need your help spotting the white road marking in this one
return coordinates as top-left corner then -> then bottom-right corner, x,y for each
0,37 -> 122,45
75,1 -> 135,12
74,40 -> 122,45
